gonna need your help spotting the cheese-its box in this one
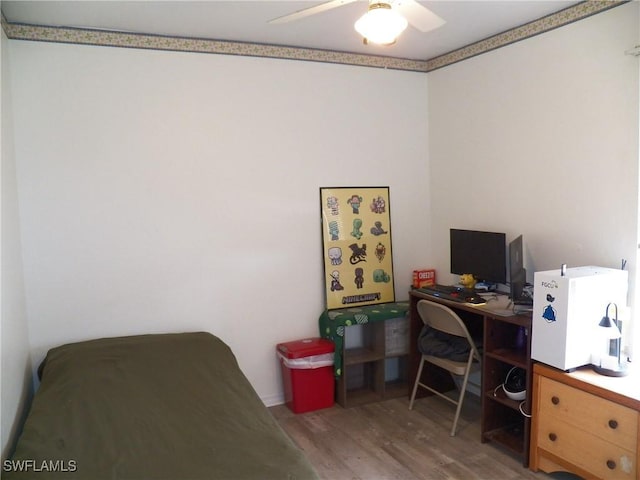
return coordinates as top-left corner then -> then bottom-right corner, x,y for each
413,269 -> 436,288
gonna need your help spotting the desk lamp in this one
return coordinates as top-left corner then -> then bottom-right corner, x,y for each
592,302 -> 628,377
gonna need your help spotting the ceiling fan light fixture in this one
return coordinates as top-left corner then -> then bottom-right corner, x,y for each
354,2 -> 408,46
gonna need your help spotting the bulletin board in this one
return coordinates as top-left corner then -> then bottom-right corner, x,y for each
320,186 -> 395,310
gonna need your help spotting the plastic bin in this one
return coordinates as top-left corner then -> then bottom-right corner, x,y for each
276,338 -> 335,414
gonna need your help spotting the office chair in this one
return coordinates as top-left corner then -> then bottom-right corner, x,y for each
409,299 -> 482,436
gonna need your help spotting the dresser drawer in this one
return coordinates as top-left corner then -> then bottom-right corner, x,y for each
538,376 -> 638,450
537,414 -> 636,479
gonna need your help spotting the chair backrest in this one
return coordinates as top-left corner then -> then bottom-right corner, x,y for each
417,299 -> 482,362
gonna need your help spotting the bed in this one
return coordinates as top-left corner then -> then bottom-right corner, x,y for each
5,332 -> 319,479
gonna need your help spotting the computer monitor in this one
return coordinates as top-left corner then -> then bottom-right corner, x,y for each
509,235 -> 533,305
450,229 -> 507,285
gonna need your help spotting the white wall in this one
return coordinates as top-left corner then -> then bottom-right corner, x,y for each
8,41 -> 432,406
1,29 -> 32,460
428,3 -> 639,325
636,17 -> 640,360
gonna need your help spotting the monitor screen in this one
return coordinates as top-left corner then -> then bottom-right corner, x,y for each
509,234 -> 532,305
450,229 -> 507,284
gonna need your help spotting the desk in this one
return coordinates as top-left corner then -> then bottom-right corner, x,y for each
319,301 -> 409,407
409,289 -> 533,466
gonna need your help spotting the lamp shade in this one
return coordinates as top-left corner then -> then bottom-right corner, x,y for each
592,302 -> 627,377
354,3 -> 408,46
597,314 -> 622,339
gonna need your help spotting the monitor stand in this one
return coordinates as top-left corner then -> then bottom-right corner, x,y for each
511,269 -> 533,305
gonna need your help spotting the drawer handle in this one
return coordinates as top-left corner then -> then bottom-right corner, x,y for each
608,419 -> 618,429
548,433 -> 557,442
551,396 -> 560,405
606,460 -> 616,470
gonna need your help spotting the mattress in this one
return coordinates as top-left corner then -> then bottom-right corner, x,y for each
4,332 -> 319,479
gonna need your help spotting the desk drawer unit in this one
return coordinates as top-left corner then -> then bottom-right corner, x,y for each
539,377 -> 637,451
531,365 -> 639,480
537,415 -> 635,479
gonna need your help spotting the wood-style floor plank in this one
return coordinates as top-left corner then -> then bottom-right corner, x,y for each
271,394 -> 566,480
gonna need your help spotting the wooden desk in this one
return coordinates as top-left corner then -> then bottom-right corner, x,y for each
409,289 -> 533,466
530,362 -> 640,479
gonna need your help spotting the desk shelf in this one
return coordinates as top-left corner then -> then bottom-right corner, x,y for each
483,423 -> 526,456
344,347 -> 386,365
485,386 -> 527,410
485,348 -> 528,369
482,315 -> 532,466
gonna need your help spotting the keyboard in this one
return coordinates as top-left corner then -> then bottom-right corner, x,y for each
416,284 -> 487,305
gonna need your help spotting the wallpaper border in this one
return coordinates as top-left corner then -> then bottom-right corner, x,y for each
1,1 -> 627,72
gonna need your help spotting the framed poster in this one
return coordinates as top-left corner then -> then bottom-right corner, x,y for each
320,186 -> 395,310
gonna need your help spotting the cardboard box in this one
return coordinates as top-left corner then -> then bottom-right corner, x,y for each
385,317 -> 409,356
413,269 -> 436,288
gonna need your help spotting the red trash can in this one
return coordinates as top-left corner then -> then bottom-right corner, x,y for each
276,338 -> 335,414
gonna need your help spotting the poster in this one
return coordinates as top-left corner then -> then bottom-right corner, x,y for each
320,186 -> 395,310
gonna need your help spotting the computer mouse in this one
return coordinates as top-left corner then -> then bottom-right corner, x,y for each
466,295 -> 486,304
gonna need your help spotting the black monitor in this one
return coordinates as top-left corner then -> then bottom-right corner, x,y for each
450,229 -> 507,284
509,235 -> 533,305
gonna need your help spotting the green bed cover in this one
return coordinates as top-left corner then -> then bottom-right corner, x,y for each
4,332 -> 319,480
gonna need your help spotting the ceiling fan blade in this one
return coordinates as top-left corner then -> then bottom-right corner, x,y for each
394,0 -> 445,33
269,0 -> 359,24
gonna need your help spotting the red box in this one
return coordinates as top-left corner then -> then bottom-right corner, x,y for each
276,338 -> 335,414
413,269 -> 436,288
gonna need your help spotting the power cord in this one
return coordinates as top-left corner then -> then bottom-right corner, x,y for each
492,383 -> 531,418
493,384 -> 504,397
519,401 -> 532,418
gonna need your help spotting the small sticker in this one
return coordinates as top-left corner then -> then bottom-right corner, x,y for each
620,455 -> 632,473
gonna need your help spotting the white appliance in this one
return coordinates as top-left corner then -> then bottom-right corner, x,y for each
531,266 -> 628,371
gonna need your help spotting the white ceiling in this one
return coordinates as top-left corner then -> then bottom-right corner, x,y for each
2,0 -> 584,61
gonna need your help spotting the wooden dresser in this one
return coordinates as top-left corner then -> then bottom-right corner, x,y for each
530,362 -> 640,479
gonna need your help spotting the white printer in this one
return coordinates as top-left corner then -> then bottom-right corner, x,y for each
531,266 -> 628,371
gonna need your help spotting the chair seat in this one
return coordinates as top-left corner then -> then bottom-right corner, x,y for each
423,354 -> 481,376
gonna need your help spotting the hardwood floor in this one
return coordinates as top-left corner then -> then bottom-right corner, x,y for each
270,394 -> 566,480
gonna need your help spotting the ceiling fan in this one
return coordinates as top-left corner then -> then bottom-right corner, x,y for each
269,0 -> 446,46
